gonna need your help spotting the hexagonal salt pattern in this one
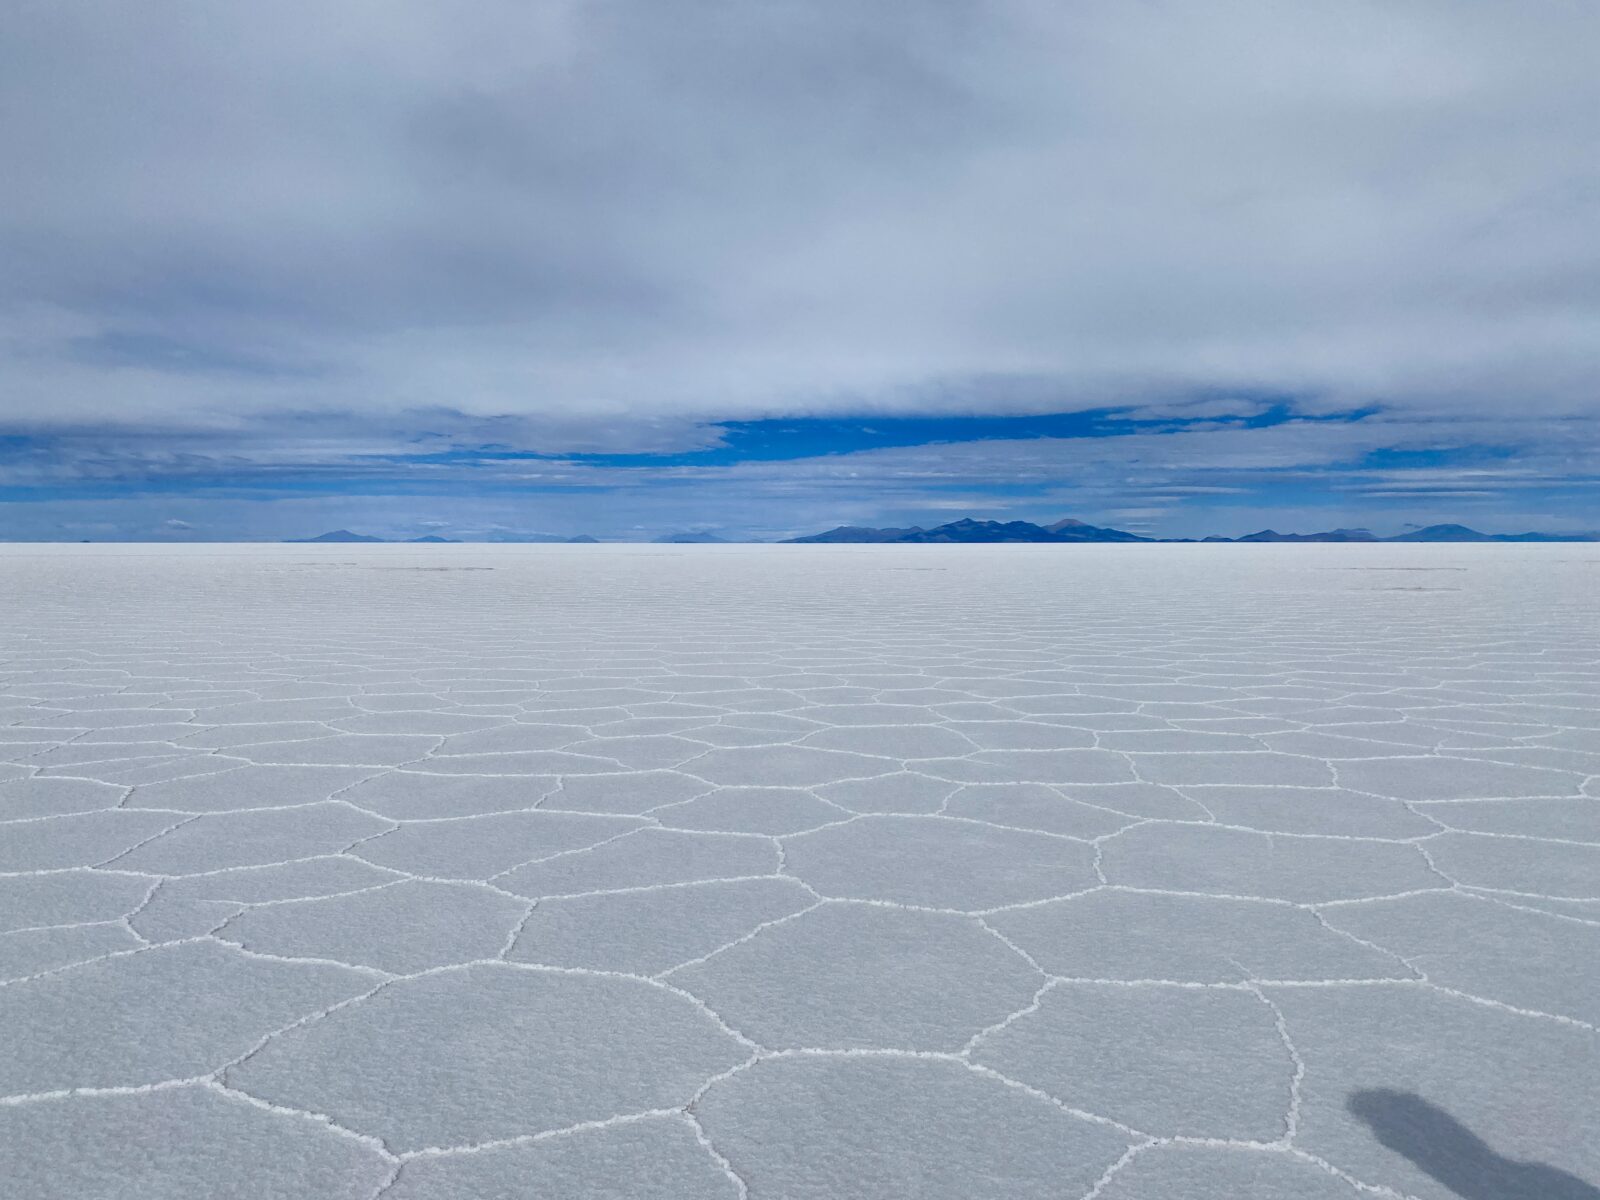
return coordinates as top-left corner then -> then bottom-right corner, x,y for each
2,542 -> 1597,1198
0,940 -> 374,1094
694,1054 -> 1134,1199
667,902 -> 1041,1050
216,878 -> 531,974
971,981 -> 1295,1140
0,1085 -> 394,1199
226,963 -> 749,1153
383,1116 -> 742,1199
1092,1144 -> 1369,1199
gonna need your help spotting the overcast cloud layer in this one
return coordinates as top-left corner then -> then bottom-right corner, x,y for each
2,0 -> 1597,538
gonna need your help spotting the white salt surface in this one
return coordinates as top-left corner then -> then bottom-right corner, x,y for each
1,543 -> 1597,1198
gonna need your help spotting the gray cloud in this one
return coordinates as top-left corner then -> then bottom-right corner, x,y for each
2,0 -> 1597,445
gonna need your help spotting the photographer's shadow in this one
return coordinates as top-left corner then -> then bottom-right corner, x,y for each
1348,1089 -> 1598,1200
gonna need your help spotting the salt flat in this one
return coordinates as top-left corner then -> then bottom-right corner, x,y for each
1,543 -> 1596,1199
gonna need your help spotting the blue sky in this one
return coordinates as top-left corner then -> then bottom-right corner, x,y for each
3,2 -> 1597,541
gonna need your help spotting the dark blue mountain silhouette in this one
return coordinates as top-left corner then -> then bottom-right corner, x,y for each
787,517 -> 1149,543
790,525 -> 927,543
279,519 -> 1595,545
1387,523 -> 1591,542
788,517 -> 1594,544
285,529 -> 385,543
1231,528 -> 1377,542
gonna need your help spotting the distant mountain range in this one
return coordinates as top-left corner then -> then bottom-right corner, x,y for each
285,530 -> 389,543
790,517 -> 1148,543
484,532 -> 598,543
284,520 -> 1596,545
787,519 -> 1597,544
652,532 -> 728,543
1207,527 -> 1377,543
286,530 -> 594,544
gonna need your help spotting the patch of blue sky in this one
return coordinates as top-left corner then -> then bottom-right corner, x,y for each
368,399 -> 1374,471
1351,445 -> 1524,472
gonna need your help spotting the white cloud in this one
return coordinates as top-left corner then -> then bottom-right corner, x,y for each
0,0 -> 1595,444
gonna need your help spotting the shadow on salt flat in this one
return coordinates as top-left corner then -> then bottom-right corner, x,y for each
1349,1090 -> 1599,1200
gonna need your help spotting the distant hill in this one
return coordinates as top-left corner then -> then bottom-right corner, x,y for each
787,516 -> 1596,544
1232,528 -> 1378,543
786,517 -> 1151,544
1041,518 -> 1147,540
285,530 -> 385,543
482,532 -> 600,543
1386,524 -> 1496,542
1041,519 -> 1151,542
280,519 -> 1595,546
286,529 -> 598,543
1384,524 -> 1591,543
789,525 -> 926,543
900,518 -> 1133,543
1223,523 -> 1590,543
1487,531 -> 1595,542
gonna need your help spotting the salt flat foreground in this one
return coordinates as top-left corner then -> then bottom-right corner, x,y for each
1,544 -> 1596,1199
